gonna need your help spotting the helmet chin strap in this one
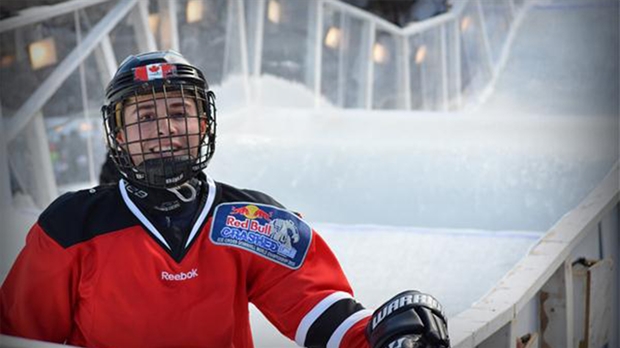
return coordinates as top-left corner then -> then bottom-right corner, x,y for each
167,181 -> 197,203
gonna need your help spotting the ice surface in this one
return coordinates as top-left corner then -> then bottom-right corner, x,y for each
209,106 -> 617,233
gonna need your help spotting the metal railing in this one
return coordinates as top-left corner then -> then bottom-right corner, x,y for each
252,0 -> 527,111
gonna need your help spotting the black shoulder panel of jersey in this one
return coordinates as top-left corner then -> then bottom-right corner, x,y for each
215,182 -> 286,209
38,184 -> 138,249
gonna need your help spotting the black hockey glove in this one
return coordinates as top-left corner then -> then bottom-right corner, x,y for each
366,290 -> 450,348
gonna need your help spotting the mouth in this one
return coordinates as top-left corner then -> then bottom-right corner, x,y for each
149,143 -> 184,155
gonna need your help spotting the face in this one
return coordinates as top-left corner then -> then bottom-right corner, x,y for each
117,91 -> 206,166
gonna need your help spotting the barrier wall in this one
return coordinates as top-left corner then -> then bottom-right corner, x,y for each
451,163 -> 619,348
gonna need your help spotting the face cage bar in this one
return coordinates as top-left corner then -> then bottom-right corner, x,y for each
103,84 -> 216,189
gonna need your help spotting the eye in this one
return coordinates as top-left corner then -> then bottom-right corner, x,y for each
170,111 -> 186,119
139,113 -> 155,121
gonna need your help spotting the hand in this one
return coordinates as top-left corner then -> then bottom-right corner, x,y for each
366,290 -> 450,348
382,334 -> 445,348
383,334 -> 425,348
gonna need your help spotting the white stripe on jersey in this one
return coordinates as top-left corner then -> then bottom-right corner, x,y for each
120,179 -> 171,250
295,291 -> 353,346
326,309 -> 372,348
185,175 -> 216,248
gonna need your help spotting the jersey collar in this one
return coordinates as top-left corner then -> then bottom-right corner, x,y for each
119,174 -> 217,251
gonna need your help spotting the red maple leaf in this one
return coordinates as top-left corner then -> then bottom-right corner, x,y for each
149,65 -> 160,73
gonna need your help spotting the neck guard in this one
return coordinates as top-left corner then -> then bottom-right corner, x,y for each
124,175 -> 204,215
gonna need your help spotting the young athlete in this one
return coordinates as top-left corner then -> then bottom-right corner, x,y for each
0,51 -> 449,348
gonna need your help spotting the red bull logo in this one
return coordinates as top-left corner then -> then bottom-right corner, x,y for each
225,215 -> 272,235
230,205 -> 272,221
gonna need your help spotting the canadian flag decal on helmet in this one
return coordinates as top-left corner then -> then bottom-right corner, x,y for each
133,63 -> 177,81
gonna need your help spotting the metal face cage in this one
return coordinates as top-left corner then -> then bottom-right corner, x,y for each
102,83 -> 216,189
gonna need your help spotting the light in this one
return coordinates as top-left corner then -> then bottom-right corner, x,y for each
415,45 -> 427,65
460,16 -> 471,32
324,27 -> 341,49
28,37 -> 57,70
79,122 -> 93,132
148,13 -> 160,34
186,0 -> 204,24
0,55 -> 15,68
268,0 -> 281,24
372,42 -> 389,64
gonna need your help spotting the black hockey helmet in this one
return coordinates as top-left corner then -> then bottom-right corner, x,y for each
101,50 -> 216,189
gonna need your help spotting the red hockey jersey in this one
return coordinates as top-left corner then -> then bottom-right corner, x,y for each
1,176 -> 371,347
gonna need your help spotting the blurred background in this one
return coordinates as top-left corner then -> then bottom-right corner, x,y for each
0,0 -> 618,346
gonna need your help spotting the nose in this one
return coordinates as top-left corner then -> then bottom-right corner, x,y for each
157,115 -> 178,136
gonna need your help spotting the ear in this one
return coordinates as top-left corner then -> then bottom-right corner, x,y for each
200,116 -> 208,133
116,130 -> 125,143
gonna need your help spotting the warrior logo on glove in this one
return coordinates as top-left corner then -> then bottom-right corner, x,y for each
367,290 -> 450,348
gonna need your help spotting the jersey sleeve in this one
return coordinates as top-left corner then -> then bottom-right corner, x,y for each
247,230 -> 372,348
0,223 -> 78,342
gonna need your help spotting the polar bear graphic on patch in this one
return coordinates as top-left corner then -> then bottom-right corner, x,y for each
269,219 -> 300,258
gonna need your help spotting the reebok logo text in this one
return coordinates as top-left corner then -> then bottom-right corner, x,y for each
161,269 -> 199,281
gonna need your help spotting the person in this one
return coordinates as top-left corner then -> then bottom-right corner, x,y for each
0,51 -> 450,348
407,0 -> 450,23
342,0 -> 449,27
